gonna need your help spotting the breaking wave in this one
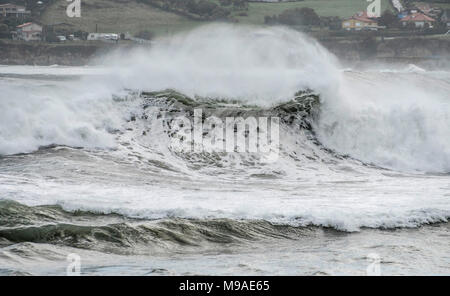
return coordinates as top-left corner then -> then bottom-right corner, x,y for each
1,201 -> 448,254
0,25 -> 449,173
1,25 -> 450,235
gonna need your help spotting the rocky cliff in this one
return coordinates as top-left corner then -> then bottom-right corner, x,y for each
321,36 -> 450,67
0,40 -> 115,66
1,37 -> 449,67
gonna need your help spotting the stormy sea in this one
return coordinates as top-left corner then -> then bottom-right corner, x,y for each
0,25 -> 449,276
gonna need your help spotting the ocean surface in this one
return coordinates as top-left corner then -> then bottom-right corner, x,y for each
0,25 -> 449,275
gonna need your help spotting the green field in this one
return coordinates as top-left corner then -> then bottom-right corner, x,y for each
39,0 -> 395,36
40,0 -> 203,36
234,0 -> 394,24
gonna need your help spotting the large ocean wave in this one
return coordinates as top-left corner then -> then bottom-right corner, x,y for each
1,25 -> 450,233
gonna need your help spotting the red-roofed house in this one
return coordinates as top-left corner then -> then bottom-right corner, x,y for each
400,12 -> 435,28
342,11 -> 379,31
14,22 -> 42,41
414,3 -> 441,18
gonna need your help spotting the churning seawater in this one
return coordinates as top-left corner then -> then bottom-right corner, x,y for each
0,25 -> 449,275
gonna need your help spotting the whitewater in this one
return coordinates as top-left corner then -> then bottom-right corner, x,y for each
0,25 -> 449,275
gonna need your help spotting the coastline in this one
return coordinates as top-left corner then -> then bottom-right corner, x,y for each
1,36 -> 449,67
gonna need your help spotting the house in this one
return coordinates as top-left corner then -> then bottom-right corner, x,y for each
13,22 -> 42,41
441,9 -> 450,28
0,3 -> 30,18
400,12 -> 435,28
414,3 -> 441,18
342,11 -> 379,31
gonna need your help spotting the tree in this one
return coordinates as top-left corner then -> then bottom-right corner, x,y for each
219,0 -> 232,6
378,10 -> 399,28
0,23 -> 8,34
320,16 -> 342,30
233,0 -> 248,10
211,6 -> 230,19
192,0 -> 218,16
278,7 -> 320,26
135,30 -> 154,40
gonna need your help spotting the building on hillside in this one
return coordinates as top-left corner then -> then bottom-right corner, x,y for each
400,12 -> 435,28
0,3 -> 30,18
414,3 -> 441,18
13,22 -> 42,41
342,11 -> 380,31
441,9 -> 450,28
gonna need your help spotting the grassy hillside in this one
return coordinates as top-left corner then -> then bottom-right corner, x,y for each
39,0 -> 203,36
234,0 -> 394,24
38,0 -> 395,36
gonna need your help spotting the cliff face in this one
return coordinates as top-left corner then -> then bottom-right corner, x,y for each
0,37 -> 449,66
321,37 -> 450,66
376,38 -> 449,59
0,40 -> 109,66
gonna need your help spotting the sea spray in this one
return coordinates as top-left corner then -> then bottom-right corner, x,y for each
106,24 -> 341,106
316,71 -> 450,172
2,24 -> 450,173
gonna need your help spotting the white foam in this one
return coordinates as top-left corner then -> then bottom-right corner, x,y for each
106,24 -> 340,106
317,71 -> 450,173
0,77 -> 137,155
2,25 -> 450,173
2,173 -> 449,232
1,25 -> 450,231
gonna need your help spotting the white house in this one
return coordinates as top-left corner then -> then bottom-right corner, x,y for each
0,3 -> 30,18
14,22 -> 42,41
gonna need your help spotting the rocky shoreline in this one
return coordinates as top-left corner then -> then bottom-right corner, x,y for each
1,36 -> 449,67
321,36 -> 450,68
0,40 -> 136,66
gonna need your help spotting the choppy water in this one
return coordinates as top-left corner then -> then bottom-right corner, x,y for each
0,25 -> 449,275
